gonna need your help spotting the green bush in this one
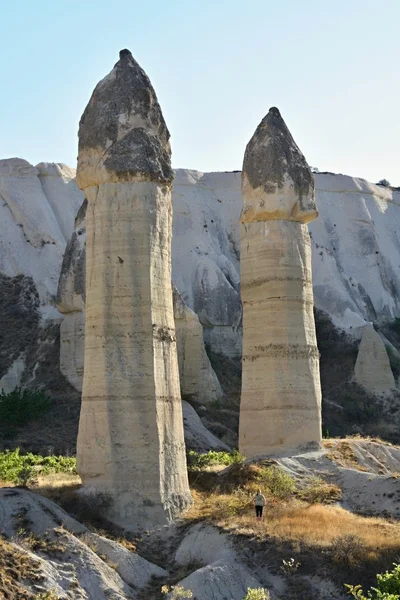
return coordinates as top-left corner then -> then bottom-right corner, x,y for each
0,387 -> 50,425
243,588 -> 270,600
0,448 -> 76,485
187,450 -> 244,470
259,465 -> 296,500
346,562 -> 400,599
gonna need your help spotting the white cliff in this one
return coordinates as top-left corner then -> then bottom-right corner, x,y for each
1,159 -> 400,404
354,323 -> 396,393
0,158 -> 82,392
170,170 -> 400,339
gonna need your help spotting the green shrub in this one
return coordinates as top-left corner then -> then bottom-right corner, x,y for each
161,584 -> 193,598
346,562 -> 400,599
243,588 -> 270,600
0,448 -> 76,485
33,592 -> 61,600
298,476 -> 342,504
259,465 -> 296,500
377,564 -> 400,595
0,387 -> 50,426
187,450 -> 244,470
332,534 -> 365,569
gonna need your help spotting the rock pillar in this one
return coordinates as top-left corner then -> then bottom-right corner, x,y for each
239,107 -> 322,458
76,49 -> 192,527
354,324 -> 395,393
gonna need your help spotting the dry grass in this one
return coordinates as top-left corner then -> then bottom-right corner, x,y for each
186,492 -> 400,551
0,536 -> 43,599
33,472 -> 81,489
323,440 -> 368,470
184,465 -> 400,586
21,531 -> 67,557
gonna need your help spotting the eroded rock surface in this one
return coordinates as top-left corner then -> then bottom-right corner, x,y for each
239,108 -> 322,458
354,323 -> 395,392
56,220 -> 221,405
0,488 -> 164,598
0,158 -> 82,396
76,49 -> 191,527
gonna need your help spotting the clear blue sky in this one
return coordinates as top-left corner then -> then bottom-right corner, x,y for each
1,0 -> 399,184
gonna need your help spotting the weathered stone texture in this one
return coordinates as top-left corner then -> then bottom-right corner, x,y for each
239,108 -> 322,458
173,286 -> 222,403
76,50 -> 191,527
56,211 -> 221,404
354,324 -> 395,392
77,50 -> 172,190
241,108 -> 318,225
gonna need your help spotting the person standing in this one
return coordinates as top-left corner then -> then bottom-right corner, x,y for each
254,489 -> 266,521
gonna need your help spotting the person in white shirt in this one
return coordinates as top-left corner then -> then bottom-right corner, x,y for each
254,488 -> 266,521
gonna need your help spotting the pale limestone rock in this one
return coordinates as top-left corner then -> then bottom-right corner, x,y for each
56,207 -> 221,404
182,401 -> 230,452
76,49 -> 191,527
0,356 -> 26,393
59,312 -> 85,392
173,285 -> 222,403
239,108 -> 322,458
354,324 -> 395,392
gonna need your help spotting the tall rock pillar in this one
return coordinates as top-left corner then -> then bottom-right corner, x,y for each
76,50 -> 192,527
239,108 -> 322,458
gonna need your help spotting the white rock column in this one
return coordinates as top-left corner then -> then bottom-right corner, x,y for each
239,107 -> 322,458
76,49 -> 191,527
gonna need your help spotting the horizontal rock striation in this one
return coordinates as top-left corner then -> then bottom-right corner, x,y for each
76,49 -> 191,527
239,108 -> 322,458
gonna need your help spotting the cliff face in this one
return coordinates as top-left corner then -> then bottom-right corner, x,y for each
1,161 -> 400,445
172,170 -> 400,340
0,158 -> 83,395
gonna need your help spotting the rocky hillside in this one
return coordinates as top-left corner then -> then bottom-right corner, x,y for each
1,159 -> 400,448
1,437 -> 400,599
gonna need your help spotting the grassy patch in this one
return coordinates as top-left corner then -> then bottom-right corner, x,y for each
187,450 -> 244,470
0,388 -> 50,426
184,458 -> 400,590
0,448 -> 76,485
324,440 -> 368,471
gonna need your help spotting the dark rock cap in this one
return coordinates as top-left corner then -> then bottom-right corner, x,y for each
77,49 -> 173,187
243,107 -> 313,200
241,107 -> 317,223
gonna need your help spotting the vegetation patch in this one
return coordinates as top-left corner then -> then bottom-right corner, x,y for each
0,448 -> 76,485
324,440 -> 368,471
346,562 -> 400,599
184,458 -> 400,590
187,449 -> 244,470
0,388 -> 50,426
0,535 -> 43,599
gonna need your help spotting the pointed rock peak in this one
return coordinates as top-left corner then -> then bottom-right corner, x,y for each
119,48 -> 133,60
77,50 -> 173,189
241,108 -> 318,224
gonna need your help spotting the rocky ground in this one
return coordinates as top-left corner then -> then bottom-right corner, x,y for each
0,438 -> 399,600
